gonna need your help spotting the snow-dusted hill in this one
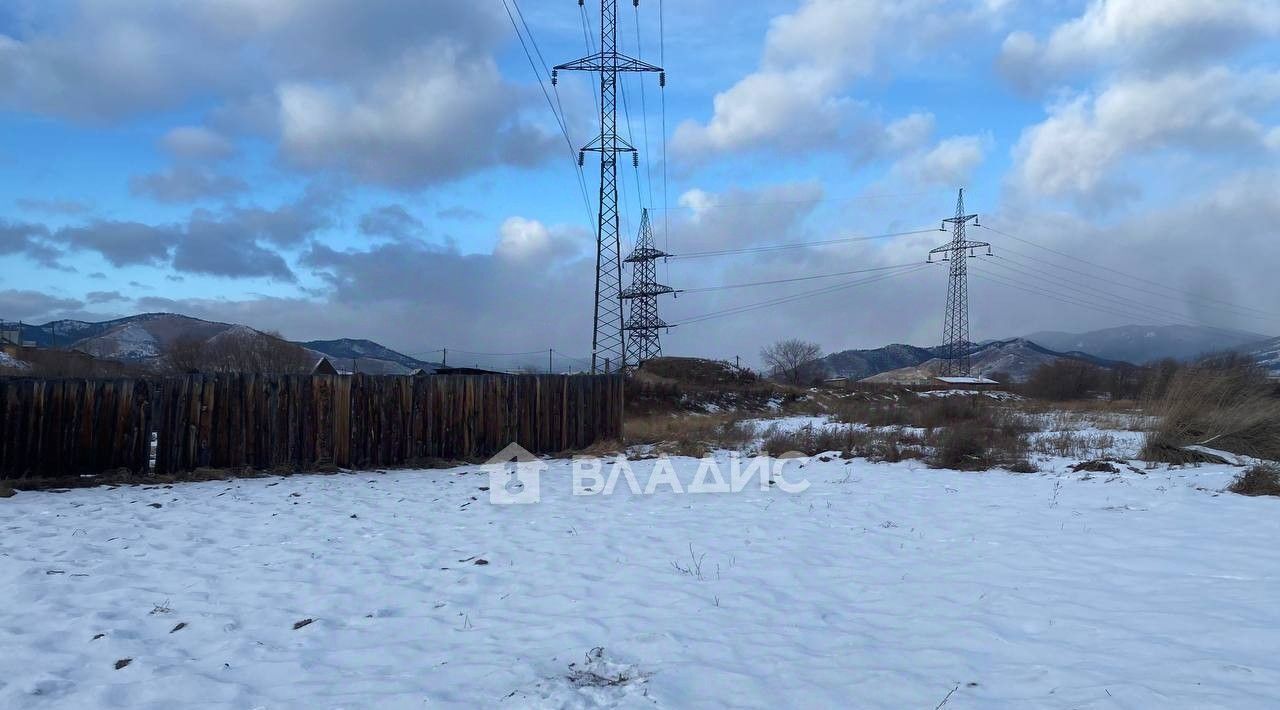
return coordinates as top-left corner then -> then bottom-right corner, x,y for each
18,313 -> 438,374
861,339 -> 1123,384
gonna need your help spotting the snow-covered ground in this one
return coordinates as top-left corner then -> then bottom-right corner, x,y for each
3,430 -> 1279,708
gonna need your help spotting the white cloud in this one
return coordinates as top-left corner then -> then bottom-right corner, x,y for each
1012,68 -> 1280,201
673,0 -> 958,160
496,217 -> 554,261
999,0 -> 1280,91
0,1 -> 546,187
277,49 -> 554,188
893,135 -> 989,186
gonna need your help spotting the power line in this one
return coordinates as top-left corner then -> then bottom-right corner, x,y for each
634,3 -> 655,210
970,265 -> 1201,328
673,265 -> 931,327
678,262 -> 922,294
669,227 -> 941,260
978,223 -> 1280,321
994,243 -> 1280,326
649,187 -> 953,212
501,0 -> 595,229
659,0 -> 670,283
983,255 -> 1210,326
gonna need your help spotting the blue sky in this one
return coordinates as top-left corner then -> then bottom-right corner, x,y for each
2,0 -> 1278,365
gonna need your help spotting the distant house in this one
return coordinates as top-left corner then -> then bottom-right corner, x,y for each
312,357 -> 339,375
934,375 -> 1000,390
436,366 -> 505,376
0,322 -> 20,347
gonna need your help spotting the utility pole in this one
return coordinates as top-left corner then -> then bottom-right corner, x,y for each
927,188 -> 991,377
555,0 -> 664,374
622,209 -> 673,367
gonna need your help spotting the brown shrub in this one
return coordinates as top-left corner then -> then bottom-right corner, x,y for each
760,425 -> 872,458
1227,464 -> 1280,497
927,420 -> 1032,472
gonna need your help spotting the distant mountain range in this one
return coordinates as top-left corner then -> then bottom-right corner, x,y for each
824,339 -> 1126,384
10,314 -> 441,375
8,315 -> 1276,379
1023,325 -> 1268,365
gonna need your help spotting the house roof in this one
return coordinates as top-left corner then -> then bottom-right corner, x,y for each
935,376 -> 999,385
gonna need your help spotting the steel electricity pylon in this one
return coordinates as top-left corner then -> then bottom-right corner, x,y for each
927,188 -> 991,377
621,209 -> 673,366
554,0 -> 664,373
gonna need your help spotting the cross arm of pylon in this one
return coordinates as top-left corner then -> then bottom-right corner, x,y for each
621,283 -> 675,299
929,240 -> 992,257
554,51 -> 663,74
579,134 -> 638,154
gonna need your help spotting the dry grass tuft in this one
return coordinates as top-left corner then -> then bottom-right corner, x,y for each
1142,362 -> 1280,462
1227,464 -> 1280,497
625,412 -> 756,457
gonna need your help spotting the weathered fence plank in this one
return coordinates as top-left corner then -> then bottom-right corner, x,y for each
0,373 -> 621,481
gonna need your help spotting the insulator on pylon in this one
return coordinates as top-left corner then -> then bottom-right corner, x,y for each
634,0 -> 640,6
987,246 -> 993,256
659,71 -> 666,88
578,151 -> 585,166
632,151 -> 639,167
551,70 -> 558,86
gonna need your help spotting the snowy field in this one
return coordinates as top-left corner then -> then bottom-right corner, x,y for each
3,425 -> 1280,709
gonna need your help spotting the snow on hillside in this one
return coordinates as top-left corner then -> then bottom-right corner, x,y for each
0,350 -> 29,370
71,322 -> 161,360
2,433 -> 1278,708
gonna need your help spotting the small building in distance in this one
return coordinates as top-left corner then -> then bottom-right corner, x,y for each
311,357 -> 340,375
933,375 -> 1000,390
0,322 -> 21,347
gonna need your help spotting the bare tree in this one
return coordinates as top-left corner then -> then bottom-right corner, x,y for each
165,330 -> 313,374
761,339 -> 824,386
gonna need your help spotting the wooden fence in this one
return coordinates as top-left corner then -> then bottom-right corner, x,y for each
0,373 -> 623,481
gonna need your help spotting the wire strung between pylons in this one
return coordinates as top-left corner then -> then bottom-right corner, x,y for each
678,262 -> 923,294
672,265 -> 932,327
969,266 -> 1213,329
996,242 -> 1280,326
634,3 -> 655,210
983,256 -> 1214,325
502,0 -> 595,230
977,223 -> 1280,321
971,258 -> 1280,341
983,253 -> 1280,330
658,0 -> 670,283
668,227 -> 941,260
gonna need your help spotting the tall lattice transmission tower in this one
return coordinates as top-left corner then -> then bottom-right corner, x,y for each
622,209 -> 673,366
555,0 -> 664,373
927,188 -> 991,376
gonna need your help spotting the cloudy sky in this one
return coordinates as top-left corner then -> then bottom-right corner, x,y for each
2,0 -> 1278,367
